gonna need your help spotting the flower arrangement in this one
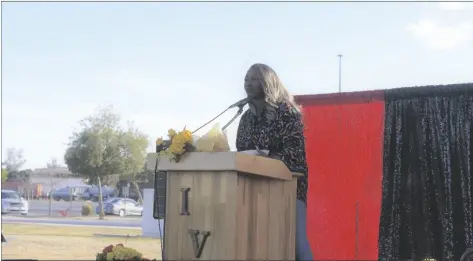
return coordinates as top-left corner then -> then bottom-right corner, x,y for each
155,123 -> 231,162
96,244 -> 156,261
156,127 -> 195,162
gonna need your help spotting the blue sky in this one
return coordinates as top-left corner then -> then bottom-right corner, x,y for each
2,2 -> 473,169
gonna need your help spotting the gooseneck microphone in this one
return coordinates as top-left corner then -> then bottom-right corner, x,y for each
228,97 -> 249,109
192,97 -> 248,133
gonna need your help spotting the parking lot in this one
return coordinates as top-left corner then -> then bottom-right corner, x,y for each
24,199 -> 140,218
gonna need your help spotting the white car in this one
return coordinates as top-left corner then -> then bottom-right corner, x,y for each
96,198 -> 143,217
1,189 -> 28,216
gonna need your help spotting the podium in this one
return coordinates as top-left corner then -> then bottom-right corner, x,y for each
148,152 -> 299,260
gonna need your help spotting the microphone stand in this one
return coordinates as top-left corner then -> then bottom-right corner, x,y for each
192,108 -> 230,134
222,106 -> 244,131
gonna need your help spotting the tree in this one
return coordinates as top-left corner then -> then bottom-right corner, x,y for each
137,165 -> 154,185
2,148 -> 26,173
64,106 -> 125,219
1,168 -> 8,182
2,148 -> 29,182
120,124 -> 149,203
9,169 -> 32,182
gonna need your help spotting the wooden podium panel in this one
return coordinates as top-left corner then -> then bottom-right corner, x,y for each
147,152 -> 298,260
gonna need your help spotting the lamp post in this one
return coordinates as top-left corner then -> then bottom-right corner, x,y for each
48,181 -> 54,216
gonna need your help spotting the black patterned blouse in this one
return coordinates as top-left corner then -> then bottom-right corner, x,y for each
236,102 -> 309,204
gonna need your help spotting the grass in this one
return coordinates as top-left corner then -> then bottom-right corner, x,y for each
1,224 -> 162,260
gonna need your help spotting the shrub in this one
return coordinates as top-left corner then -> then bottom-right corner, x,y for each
96,244 -> 156,261
81,202 -> 93,216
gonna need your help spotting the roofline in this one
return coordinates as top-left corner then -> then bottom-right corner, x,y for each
295,83 -> 473,106
295,89 -> 384,106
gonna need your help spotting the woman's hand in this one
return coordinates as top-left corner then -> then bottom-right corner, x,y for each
261,153 -> 281,160
255,146 -> 281,160
267,154 -> 281,160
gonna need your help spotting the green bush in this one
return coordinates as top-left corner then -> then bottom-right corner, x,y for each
81,202 -> 93,216
96,244 -> 159,261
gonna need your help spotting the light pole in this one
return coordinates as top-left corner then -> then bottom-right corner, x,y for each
338,54 -> 343,93
48,181 -> 54,216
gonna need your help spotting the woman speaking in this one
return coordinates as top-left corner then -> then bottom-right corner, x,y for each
236,63 -> 313,261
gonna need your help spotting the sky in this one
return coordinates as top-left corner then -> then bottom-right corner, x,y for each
1,1 -> 473,170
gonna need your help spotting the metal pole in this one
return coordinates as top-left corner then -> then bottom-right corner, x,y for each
338,54 -> 343,93
69,187 -> 73,217
48,181 -> 53,216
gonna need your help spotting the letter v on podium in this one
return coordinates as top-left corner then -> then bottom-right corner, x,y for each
188,229 -> 211,258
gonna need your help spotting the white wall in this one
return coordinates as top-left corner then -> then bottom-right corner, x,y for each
141,188 -> 164,238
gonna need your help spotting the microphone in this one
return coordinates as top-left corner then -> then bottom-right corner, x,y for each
193,97 -> 249,134
229,97 -> 249,109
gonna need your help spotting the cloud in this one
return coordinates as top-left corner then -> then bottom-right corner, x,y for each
407,19 -> 473,51
438,2 -> 473,11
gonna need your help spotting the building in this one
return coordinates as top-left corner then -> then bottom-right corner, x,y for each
30,167 -> 87,192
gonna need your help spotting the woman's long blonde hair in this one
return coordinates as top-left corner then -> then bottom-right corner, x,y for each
250,63 -> 301,113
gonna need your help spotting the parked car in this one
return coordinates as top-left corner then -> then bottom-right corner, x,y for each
50,185 -> 91,201
82,186 -> 117,201
51,187 -> 78,201
96,197 -> 143,217
1,189 -> 28,215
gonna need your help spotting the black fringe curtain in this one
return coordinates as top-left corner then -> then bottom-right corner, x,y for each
378,84 -> 473,261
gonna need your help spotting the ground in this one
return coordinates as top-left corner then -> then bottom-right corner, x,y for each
1,224 -> 162,260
